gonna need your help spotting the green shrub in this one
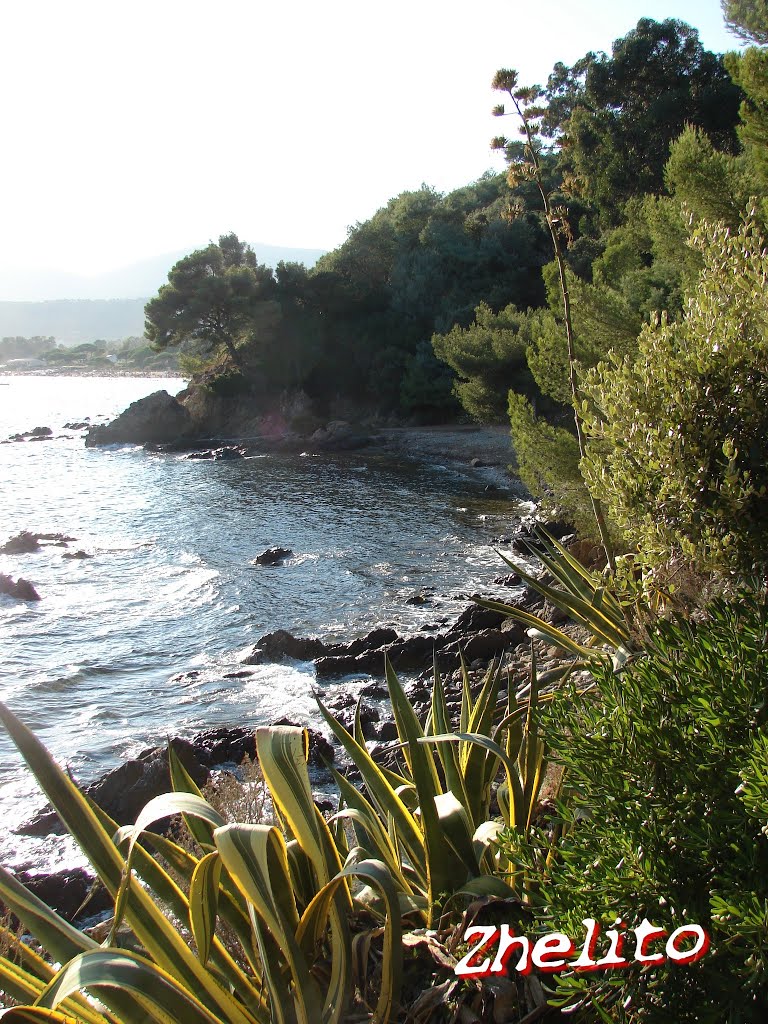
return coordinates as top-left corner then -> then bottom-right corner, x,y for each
580,213 -> 768,574
502,590 -> 768,1020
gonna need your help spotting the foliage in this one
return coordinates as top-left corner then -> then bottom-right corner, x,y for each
0,650 -> 555,1023
543,18 -> 742,212
722,0 -> 768,44
432,302 -> 537,422
317,655 -> 549,927
503,591 -> 768,1020
580,213 -> 768,573
145,233 -> 278,368
725,45 -> 768,195
507,391 -> 593,533
0,709 -> 403,1024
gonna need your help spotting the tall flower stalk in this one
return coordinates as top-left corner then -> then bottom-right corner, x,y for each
491,69 -> 615,571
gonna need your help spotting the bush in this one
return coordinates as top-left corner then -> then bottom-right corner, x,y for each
503,591 -> 768,1020
580,213 -> 768,574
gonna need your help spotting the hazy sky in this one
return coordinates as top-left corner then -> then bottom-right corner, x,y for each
0,0 -> 742,278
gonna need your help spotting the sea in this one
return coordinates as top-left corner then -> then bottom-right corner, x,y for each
0,375 -> 529,872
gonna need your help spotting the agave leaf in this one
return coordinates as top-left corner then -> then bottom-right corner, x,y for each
384,661 -> 441,795
487,555 -> 627,648
457,875 -> 520,899
36,949 -> 227,1024
474,599 -> 605,658
93,811 -> 262,994
215,823 -> 322,1024
256,726 -> 350,913
111,792 -> 227,943
433,793 -> 480,879
189,852 -> 222,967
0,956 -> 108,1024
317,697 -> 427,885
429,662 -> 469,813
0,704 -> 255,1024
297,857 -> 403,1024
0,1008 -> 91,1022
462,661 -> 503,825
385,660 -> 467,916
458,652 -> 472,735
168,742 -> 217,851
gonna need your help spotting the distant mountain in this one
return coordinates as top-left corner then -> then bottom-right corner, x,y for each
0,242 -> 326,344
0,300 -> 148,345
0,243 -> 326,302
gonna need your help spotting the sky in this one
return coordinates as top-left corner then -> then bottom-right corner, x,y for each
0,0 -> 744,286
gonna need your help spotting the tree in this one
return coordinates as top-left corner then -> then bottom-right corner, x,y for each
144,233 -> 277,369
722,0 -> 768,44
580,213 -> 768,574
543,19 -> 742,212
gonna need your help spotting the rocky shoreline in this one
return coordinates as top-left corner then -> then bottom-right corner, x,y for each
2,385 -> 562,926
7,531 -> 585,926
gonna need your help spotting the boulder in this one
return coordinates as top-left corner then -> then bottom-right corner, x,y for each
191,727 -> 257,767
245,629 -> 326,664
1,531 -> 41,554
493,572 -> 522,587
252,547 -> 293,566
62,550 -> 92,560
447,604 -> 507,636
64,421 -> 90,430
186,446 -> 246,461
0,574 -> 41,601
12,867 -> 112,923
85,391 -> 191,447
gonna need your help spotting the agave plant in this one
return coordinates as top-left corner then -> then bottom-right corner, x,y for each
476,526 -> 636,666
317,653 -> 552,923
0,707 -> 403,1024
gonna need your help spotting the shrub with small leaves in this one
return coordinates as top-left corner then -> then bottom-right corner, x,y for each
502,590 -> 768,1020
580,212 -> 768,574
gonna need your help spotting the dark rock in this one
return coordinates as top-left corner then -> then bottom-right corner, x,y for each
315,632 -> 443,678
28,426 -> 52,437
62,550 -> 92,560
88,739 -> 208,827
470,457 -> 484,467
13,867 -> 112,923
252,547 -> 293,566
0,574 -> 41,601
1,531 -> 41,554
222,669 -> 255,679
245,629 -> 325,664
375,721 -> 399,742
405,593 -> 431,606
85,391 -> 192,447
64,421 -> 90,430
460,628 -> 525,661
314,651 -> 382,678
339,627 -> 399,656
448,604 -> 507,636
18,738 -> 209,837
192,727 -> 256,767
359,681 -> 388,699
493,572 -> 522,587
186,446 -> 246,461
